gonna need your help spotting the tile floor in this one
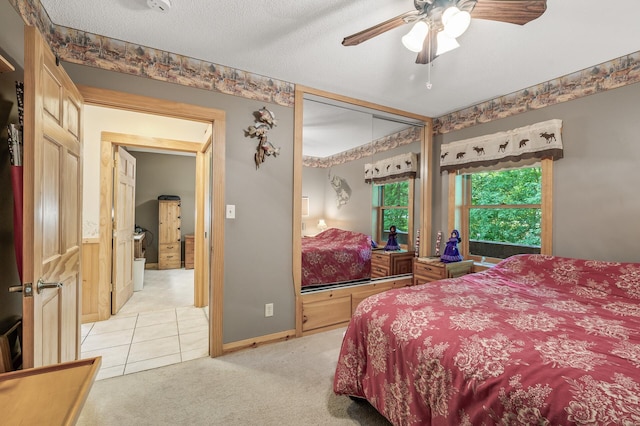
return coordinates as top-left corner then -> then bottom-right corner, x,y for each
81,268 -> 209,380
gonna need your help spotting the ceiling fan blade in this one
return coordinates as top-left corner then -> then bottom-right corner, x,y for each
342,10 -> 420,46
415,30 -> 438,64
470,0 -> 547,25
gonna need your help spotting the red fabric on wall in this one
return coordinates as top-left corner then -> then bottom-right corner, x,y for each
10,165 -> 23,281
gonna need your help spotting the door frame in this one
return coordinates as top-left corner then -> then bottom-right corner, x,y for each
79,85 -> 226,357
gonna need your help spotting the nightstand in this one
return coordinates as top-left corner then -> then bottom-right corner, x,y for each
412,257 -> 474,285
371,250 -> 415,278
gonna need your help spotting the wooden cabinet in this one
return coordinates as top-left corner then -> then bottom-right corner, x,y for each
184,234 -> 194,269
0,357 -> 100,425
301,277 -> 412,334
133,232 -> 145,258
158,199 -> 181,269
371,250 -> 415,278
413,258 -> 474,285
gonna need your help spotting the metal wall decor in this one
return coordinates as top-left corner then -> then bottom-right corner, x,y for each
245,106 -> 280,169
328,171 -> 351,209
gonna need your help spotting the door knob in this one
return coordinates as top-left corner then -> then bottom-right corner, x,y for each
37,279 -> 63,294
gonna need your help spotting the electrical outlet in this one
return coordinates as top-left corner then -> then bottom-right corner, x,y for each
226,204 -> 235,219
265,303 -> 274,317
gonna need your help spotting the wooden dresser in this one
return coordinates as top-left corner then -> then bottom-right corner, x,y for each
184,234 -> 195,269
158,199 -> 181,269
371,250 -> 415,278
413,257 -> 474,285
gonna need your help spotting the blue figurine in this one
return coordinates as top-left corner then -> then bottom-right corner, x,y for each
440,229 -> 463,263
384,225 -> 401,251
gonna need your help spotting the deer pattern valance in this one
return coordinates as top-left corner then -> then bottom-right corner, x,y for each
365,152 -> 418,184
440,119 -> 563,173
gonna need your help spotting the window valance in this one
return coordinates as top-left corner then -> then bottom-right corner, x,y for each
365,152 -> 418,184
440,119 -> 563,173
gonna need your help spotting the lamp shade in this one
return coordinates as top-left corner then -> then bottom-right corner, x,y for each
401,21 -> 429,53
317,219 -> 328,231
442,7 -> 471,38
436,31 -> 460,55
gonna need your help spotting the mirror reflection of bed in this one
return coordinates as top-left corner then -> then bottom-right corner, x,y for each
294,87 -> 433,336
299,92 -> 427,293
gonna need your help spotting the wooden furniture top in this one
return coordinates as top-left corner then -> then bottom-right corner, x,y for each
0,357 -> 101,426
0,54 -> 15,73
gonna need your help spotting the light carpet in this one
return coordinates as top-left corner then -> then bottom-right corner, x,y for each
77,327 -> 391,425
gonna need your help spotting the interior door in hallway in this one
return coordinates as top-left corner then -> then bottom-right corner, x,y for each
21,26 -> 84,368
112,146 -> 136,314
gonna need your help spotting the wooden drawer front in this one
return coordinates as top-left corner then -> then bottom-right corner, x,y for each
371,264 -> 389,278
446,260 -> 474,278
414,262 -> 445,281
159,243 -> 180,255
371,252 -> 389,265
394,257 -> 413,275
159,254 -> 181,269
371,252 -> 390,278
159,243 -> 181,269
302,296 -> 351,332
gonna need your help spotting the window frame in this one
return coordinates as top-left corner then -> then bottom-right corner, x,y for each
447,158 -> 553,263
372,178 -> 415,250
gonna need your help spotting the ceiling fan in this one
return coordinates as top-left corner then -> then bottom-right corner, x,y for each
342,0 -> 547,64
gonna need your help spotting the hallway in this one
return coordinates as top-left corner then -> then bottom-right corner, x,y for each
81,268 -> 209,380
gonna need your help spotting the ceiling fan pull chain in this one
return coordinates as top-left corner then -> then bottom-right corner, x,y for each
426,34 -> 433,90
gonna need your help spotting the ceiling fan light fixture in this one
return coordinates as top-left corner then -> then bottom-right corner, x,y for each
442,7 -> 471,38
435,31 -> 460,55
401,21 -> 429,53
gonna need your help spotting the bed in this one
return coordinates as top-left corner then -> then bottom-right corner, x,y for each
334,254 -> 640,425
301,228 -> 372,288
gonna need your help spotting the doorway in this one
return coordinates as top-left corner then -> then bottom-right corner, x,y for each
77,86 -> 225,377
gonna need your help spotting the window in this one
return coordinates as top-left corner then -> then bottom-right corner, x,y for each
449,159 -> 552,262
373,179 -> 414,248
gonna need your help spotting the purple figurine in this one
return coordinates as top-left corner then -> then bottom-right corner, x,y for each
440,229 -> 463,263
384,225 -> 401,251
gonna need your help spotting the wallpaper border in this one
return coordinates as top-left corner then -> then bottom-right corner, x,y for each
9,0 -> 295,107
9,0 -> 640,131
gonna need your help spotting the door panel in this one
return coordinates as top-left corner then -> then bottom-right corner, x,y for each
112,146 -> 136,314
22,25 -> 84,368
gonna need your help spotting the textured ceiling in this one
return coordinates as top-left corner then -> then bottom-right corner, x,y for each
38,0 -> 640,119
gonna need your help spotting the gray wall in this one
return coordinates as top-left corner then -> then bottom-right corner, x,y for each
303,141 -> 422,240
433,83 -> 640,263
130,151 -> 196,263
60,63 -> 295,343
301,166 -> 326,235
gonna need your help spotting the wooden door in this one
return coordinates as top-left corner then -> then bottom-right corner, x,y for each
22,26 -> 84,368
111,146 -> 136,314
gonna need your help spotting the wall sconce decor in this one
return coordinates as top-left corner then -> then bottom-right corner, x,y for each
317,219 -> 328,232
245,106 -> 280,169
328,171 -> 351,209
301,196 -> 310,217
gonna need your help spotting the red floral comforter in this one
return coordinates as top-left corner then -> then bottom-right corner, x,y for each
334,254 -> 640,425
302,228 -> 371,287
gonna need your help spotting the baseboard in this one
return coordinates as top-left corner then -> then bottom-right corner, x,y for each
145,262 -> 159,270
222,329 -> 297,354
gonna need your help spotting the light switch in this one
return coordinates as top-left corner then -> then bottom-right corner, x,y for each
226,204 -> 235,219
